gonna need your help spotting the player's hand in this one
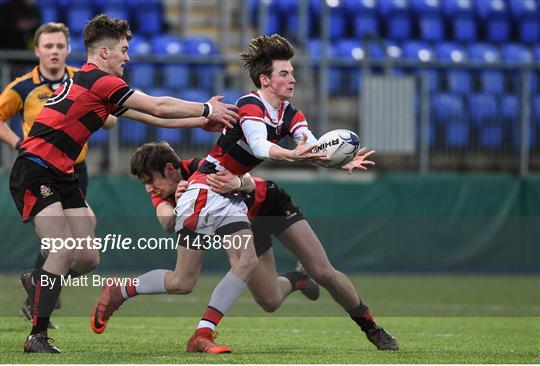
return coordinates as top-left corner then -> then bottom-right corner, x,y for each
341,147 -> 375,174
201,118 -> 224,132
290,133 -> 329,163
207,96 -> 239,129
206,169 -> 241,194
175,180 -> 189,202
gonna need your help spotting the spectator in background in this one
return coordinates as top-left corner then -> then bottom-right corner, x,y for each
0,0 -> 42,49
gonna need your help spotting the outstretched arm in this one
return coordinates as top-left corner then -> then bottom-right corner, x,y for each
122,109 -> 208,129
123,92 -> 238,128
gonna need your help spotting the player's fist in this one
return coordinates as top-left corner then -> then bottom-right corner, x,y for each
175,180 -> 188,202
207,96 -> 239,129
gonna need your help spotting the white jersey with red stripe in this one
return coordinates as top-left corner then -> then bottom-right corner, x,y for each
197,91 -> 318,176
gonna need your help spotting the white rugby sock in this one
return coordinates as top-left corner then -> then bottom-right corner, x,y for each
197,271 -> 247,330
121,269 -> 168,299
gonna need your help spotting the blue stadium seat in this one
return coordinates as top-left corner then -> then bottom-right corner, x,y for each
378,0 -> 412,41
309,0 -> 347,40
468,93 -> 499,125
335,39 -> 363,93
533,95 -> 540,125
151,35 -> 188,90
344,0 -> 380,39
69,35 -> 85,55
129,36 -> 152,56
179,89 -> 211,104
127,64 -> 155,90
120,121 -> 148,145
220,88 -> 244,105
500,94 -> 520,121
431,93 -> 469,147
151,35 -> 183,55
501,43 -> 534,92
37,0 -> 60,23
67,4 -> 93,34
478,123 -> 504,149
475,0 -> 510,43
507,0 -> 540,43
435,42 -> 471,94
412,0 -> 445,41
402,41 -> 438,91
156,128 -> 183,144
442,0 -> 477,42
183,36 -> 221,91
135,0 -> 162,35
101,4 -> 128,22
501,43 -> 534,63
534,44 -> 540,61
468,43 -> 504,93
431,93 -> 466,123
89,127 -> 108,146
306,39 -> 340,95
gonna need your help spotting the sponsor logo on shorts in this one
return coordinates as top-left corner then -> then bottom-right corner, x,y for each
285,210 -> 298,220
40,185 -> 53,198
38,93 -> 51,100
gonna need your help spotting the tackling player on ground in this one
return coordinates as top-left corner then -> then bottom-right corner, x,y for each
10,14 -> 238,354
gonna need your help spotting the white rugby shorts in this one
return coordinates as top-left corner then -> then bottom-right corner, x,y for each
174,183 -> 250,235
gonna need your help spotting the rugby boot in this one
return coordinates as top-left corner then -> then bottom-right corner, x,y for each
20,270 -> 59,329
91,283 -> 125,334
187,328 -> 232,354
23,332 -> 61,353
366,326 -> 399,350
295,261 -> 320,301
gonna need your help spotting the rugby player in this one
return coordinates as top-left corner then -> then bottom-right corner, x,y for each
0,22 -> 116,329
11,14 -> 238,353
92,142 -> 320,321
92,34 -> 390,354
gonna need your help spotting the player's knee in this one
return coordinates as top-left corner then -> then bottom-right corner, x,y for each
311,266 -> 337,287
72,253 -> 100,273
257,298 -> 280,313
239,255 -> 259,276
167,273 -> 197,294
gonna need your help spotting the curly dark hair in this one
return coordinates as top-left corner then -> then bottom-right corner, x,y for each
83,14 -> 132,53
240,34 -> 295,88
130,142 -> 181,182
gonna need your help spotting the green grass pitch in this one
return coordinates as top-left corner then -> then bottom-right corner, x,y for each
1,273 -> 539,363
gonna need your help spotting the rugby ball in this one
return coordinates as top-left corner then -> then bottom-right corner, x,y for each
313,129 -> 360,168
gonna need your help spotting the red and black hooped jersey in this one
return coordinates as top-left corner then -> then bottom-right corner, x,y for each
21,63 -> 132,174
198,91 -> 308,176
150,157 -> 268,219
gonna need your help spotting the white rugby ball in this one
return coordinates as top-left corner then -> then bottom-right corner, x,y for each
313,129 -> 360,168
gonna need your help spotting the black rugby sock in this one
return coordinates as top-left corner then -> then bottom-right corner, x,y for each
30,269 -> 62,335
348,303 -> 377,333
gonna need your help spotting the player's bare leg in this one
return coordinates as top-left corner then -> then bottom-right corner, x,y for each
248,249 -> 318,312
23,203 -> 98,353
278,220 -> 399,350
91,241 -> 207,334
187,229 -> 258,354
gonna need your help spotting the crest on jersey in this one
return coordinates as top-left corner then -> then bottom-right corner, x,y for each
39,185 -> 53,198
